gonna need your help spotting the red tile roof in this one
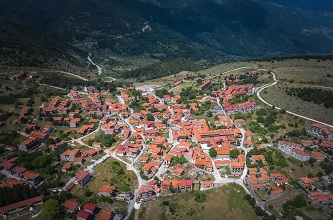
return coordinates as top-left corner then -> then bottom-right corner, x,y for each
99,185 -> 115,194
64,198 -> 80,212
75,170 -> 89,182
83,203 -> 97,212
138,185 -> 153,194
77,210 -> 91,219
0,178 -> 25,188
0,196 -> 43,214
96,209 -> 113,220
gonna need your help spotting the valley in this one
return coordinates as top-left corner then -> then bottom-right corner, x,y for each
1,1 -> 333,220
1,0 -> 333,74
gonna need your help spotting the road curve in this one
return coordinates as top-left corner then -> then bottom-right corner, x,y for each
256,71 -> 333,129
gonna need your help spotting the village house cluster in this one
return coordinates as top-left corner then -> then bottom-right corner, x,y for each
246,167 -> 288,199
1,68 -> 333,219
299,175 -> 333,214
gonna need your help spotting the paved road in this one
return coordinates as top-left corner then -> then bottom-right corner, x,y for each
109,148 -> 145,220
256,71 -> 333,129
84,154 -> 110,173
105,95 -> 147,220
216,97 -> 227,115
116,95 -> 125,104
70,122 -> 102,148
212,93 -> 271,214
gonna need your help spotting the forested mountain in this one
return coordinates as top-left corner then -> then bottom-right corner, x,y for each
1,0 -> 333,74
0,18 -> 90,75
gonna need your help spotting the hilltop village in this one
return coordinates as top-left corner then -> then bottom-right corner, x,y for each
0,69 -> 332,220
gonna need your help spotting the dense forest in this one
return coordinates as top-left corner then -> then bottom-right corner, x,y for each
0,185 -> 39,207
121,58 -> 203,81
0,19 -> 89,75
286,87 -> 333,108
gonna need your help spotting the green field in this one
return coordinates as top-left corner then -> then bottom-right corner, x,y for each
140,184 -> 260,220
71,158 -> 138,199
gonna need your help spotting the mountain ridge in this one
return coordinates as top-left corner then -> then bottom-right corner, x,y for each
0,0 -> 333,74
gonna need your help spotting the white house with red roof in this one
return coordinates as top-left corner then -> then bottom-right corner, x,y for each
75,171 -> 91,186
311,150 -> 325,161
98,185 -> 116,197
291,149 -> 310,161
83,203 -> 97,214
250,155 -> 266,164
138,185 -> 156,201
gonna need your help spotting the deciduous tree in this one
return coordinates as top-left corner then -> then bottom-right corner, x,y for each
42,199 -> 60,220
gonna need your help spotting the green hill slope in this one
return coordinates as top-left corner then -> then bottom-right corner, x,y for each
0,19 -> 90,75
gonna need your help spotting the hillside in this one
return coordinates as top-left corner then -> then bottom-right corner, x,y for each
1,0 -> 333,74
0,19 -> 91,76
121,58 -> 203,82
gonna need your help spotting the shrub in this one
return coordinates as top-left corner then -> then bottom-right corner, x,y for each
161,200 -> 170,206
194,191 -> 207,203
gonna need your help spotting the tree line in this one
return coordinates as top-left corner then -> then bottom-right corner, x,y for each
0,184 -> 38,207
286,87 -> 333,108
121,58 -> 202,81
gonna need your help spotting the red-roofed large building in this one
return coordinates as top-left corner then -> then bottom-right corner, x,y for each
229,161 -> 244,175
321,140 -> 333,151
278,141 -> 303,152
299,177 -> 317,189
11,166 -> 27,176
308,124 -> 332,140
62,162 -> 72,173
179,179 -> 193,190
277,141 -> 310,161
201,180 -> 215,189
20,170 -> 43,186
18,137 -> 41,151
198,81 -> 211,90
70,118 -> 81,128
0,196 -> 44,214
291,149 -> 310,161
